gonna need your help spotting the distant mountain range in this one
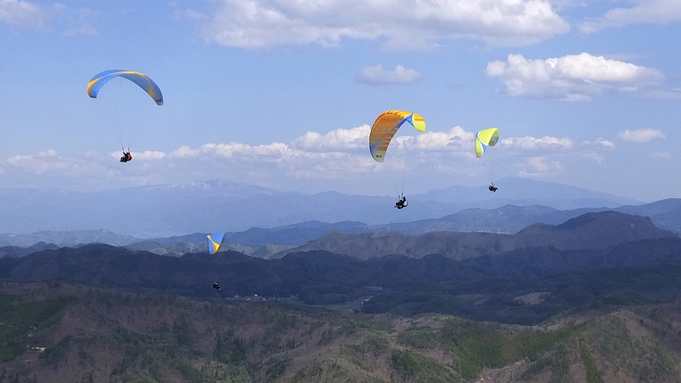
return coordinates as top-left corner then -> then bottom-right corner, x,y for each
0,178 -> 642,237
2,211 -> 681,326
375,197 -> 681,235
419,177 -> 641,209
2,197 -> 680,258
0,229 -> 141,248
273,211 -> 678,259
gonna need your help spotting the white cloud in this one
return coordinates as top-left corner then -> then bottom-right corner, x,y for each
395,127 -> 475,152
0,2 -> 100,35
173,8 -> 206,22
582,138 -> 615,149
486,52 -> 665,100
495,134 -> 618,174
501,136 -> 574,150
290,125 -> 475,154
0,126 -> 625,192
181,0 -> 570,50
6,150 -> 114,177
618,128 -> 665,143
579,0 -> 681,33
165,129 -> 609,182
545,0 -> 592,9
108,150 -> 166,160
290,125 -> 370,151
165,129 -> 601,182
417,127 -> 473,150
0,0 -> 49,29
517,156 -> 564,177
649,150 -> 672,160
63,8 -> 98,36
170,140 -> 376,179
171,142 -> 291,159
356,65 -> 422,85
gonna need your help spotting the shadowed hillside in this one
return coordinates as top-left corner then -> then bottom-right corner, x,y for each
4,199 -> 680,255
3,236 -> 681,325
276,211 -> 676,259
2,212 -> 681,381
2,283 -> 681,383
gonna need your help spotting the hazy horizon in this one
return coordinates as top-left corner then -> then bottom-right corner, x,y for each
0,176 -> 648,203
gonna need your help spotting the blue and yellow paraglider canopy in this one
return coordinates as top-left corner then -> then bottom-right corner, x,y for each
207,233 -> 225,255
369,110 -> 426,162
87,70 -> 163,106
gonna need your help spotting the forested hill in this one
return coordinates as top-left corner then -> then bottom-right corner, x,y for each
3,283 -> 681,383
2,237 -> 681,325
274,210 -> 677,259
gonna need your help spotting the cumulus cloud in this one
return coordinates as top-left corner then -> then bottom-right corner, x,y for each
6,150 -> 114,177
356,65 -> 422,85
517,156 -> 564,177
415,127 -> 473,150
108,150 -> 166,160
618,128 -> 665,143
171,142 -> 291,159
545,0 -> 592,9
165,128 -> 607,182
579,0 -> 681,33
2,126 -> 625,191
170,140 -> 376,179
495,134 -> 619,174
486,52 -> 665,100
180,0 -> 570,50
291,125 -> 475,154
0,0 -> 50,29
291,125 -> 370,151
582,138 -> 616,149
501,136 -> 574,150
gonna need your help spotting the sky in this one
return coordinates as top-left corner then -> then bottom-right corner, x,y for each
0,0 -> 680,202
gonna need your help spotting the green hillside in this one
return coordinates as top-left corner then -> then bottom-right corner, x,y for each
1,283 -> 680,383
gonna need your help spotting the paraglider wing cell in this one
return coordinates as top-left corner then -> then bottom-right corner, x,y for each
207,233 -> 226,255
369,110 -> 426,162
475,128 -> 500,158
87,69 -> 164,106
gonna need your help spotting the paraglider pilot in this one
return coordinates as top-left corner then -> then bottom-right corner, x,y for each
488,184 -> 498,192
213,282 -> 221,290
120,149 -> 132,163
395,194 -> 408,209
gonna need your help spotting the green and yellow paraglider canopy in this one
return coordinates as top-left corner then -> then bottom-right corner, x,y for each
475,128 -> 500,158
369,110 -> 426,162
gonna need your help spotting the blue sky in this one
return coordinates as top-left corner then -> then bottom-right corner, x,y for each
0,0 -> 680,202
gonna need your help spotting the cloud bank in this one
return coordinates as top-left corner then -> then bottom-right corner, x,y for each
486,52 -> 665,100
356,65 -> 422,85
618,129 -> 665,143
580,0 -> 681,33
1,124 -> 626,192
0,0 -> 49,29
501,136 -> 574,150
181,0 -> 570,49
